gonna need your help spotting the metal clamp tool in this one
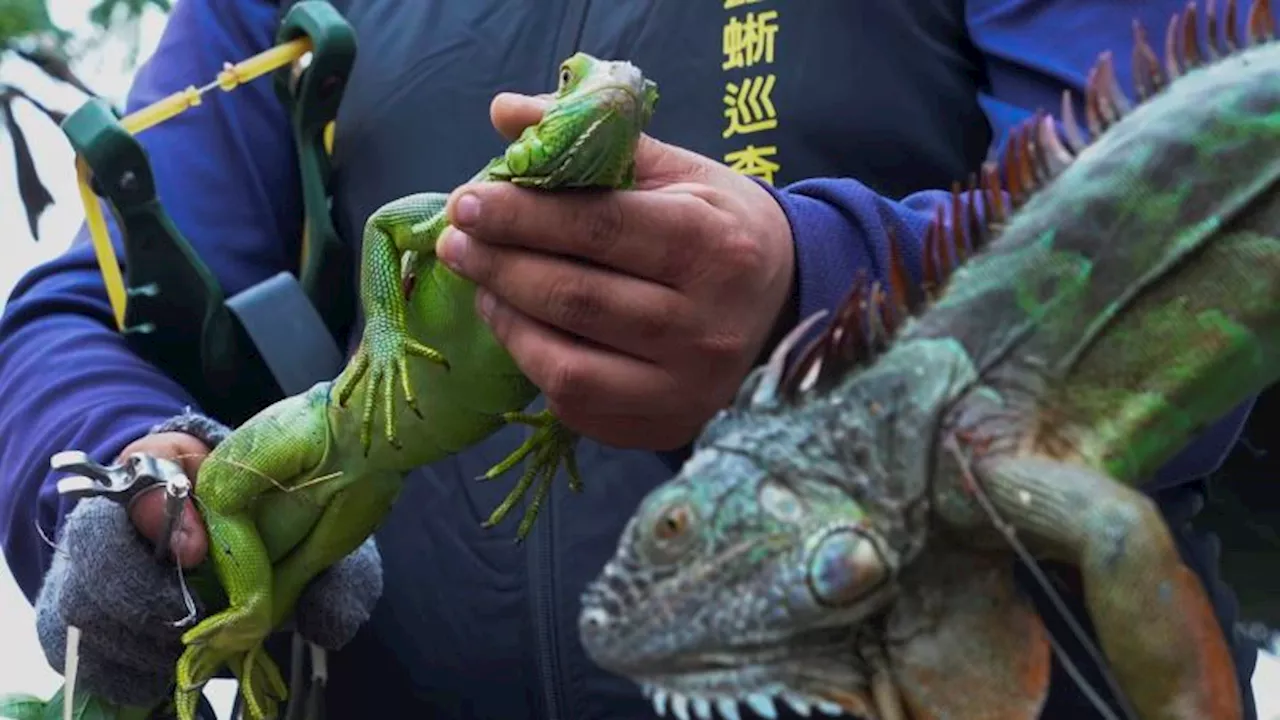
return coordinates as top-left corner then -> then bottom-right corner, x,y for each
48,450 -> 201,719
50,449 -> 192,564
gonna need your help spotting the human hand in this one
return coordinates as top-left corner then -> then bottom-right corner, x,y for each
121,430 -> 211,568
437,92 -> 797,450
34,418 -> 385,706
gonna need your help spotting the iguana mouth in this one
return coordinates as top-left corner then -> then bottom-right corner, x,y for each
573,83 -> 646,117
638,682 -> 852,720
621,629 -> 865,720
634,666 -> 861,720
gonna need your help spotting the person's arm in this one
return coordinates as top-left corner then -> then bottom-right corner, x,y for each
0,0 -> 302,601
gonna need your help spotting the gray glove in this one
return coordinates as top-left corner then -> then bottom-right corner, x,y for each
33,410 -> 384,707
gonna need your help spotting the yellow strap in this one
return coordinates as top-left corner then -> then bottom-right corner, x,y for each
77,158 -> 128,329
78,37 -> 315,330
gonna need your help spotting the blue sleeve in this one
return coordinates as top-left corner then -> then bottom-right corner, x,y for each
760,0 -> 1253,490
0,0 -> 302,601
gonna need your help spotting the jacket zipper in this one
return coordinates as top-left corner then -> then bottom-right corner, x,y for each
527,471 -> 565,720
531,5 -> 592,717
527,6 -> 589,710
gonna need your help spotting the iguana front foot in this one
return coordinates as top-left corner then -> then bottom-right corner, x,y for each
479,409 -> 581,539
333,317 -> 449,453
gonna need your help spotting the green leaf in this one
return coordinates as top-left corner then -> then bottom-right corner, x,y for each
2,684 -> 159,720
67,693 -> 161,720
0,691 -> 48,720
87,0 -> 171,29
0,0 -> 58,44
37,686 -> 62,720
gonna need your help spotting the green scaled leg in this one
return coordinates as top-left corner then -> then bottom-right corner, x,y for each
333,193 -> 453,454
480,409 -> 581,539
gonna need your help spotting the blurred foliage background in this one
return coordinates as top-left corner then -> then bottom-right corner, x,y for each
0,0 -> 171,239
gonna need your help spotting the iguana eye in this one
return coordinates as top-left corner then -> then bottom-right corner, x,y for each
639,500 -> 701,565
654,504 -> 690,540
559,66 -> 574,90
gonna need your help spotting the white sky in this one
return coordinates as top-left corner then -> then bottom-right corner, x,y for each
0,2 -> 1274,719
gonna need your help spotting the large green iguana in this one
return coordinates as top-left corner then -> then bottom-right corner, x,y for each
124,52 -> 656,720
575,3 -> 1278,720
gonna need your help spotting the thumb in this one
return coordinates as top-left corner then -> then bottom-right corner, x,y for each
490,91 -> 552,141
117,431 -> 210,568
490,91 -> 707,189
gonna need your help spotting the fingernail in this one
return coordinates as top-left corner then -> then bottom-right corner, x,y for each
453,192 -> 482,227
437,228 -> 471,272
477,288 -> 496,321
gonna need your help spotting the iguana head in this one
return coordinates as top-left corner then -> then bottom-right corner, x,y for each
577,309 -> 934,718
495,51 -> 658,188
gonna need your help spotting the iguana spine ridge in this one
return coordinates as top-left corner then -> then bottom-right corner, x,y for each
780,0 -> 1278,407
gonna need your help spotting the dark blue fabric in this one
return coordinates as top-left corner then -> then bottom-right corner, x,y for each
0,0 -> 1257,718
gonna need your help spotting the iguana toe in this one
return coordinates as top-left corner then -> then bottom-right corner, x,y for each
173,684 -> 204,720
175,644 -> 235,720
332,348 -> 369,409
480,411 -> 581,539
240,644 -> 288,720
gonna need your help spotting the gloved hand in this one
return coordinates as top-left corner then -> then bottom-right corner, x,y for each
33,410 -> 384,707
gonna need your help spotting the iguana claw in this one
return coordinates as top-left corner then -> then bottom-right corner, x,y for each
238,643 -> 288,720
174,644 -> 234,720
479,409 -> 581,539
333,318 -> 448,454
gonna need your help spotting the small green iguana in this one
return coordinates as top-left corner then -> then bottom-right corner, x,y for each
9,52 -> 656,720
576,3 -> 1278,720
170,51 -> 658,720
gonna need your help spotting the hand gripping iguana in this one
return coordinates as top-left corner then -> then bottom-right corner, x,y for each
150,52 -> 658,720
576,3 -> 1277,719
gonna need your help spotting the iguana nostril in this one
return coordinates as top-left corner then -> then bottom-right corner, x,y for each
580,606 -> 611,629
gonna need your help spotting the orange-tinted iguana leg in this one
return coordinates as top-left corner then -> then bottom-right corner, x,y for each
976,453 -> 1241,720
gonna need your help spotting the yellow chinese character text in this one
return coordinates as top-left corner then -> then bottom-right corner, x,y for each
724,145 -> 780,184
723,0 -> 764,8
722,10 -> 779,70
723,74 -> 778,138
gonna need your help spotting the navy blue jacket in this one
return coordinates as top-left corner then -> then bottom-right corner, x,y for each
0,0 -> 1257,717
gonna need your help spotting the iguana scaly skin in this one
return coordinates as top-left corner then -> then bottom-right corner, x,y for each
577,4 -> 1276,720
166,53 -> 658,720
